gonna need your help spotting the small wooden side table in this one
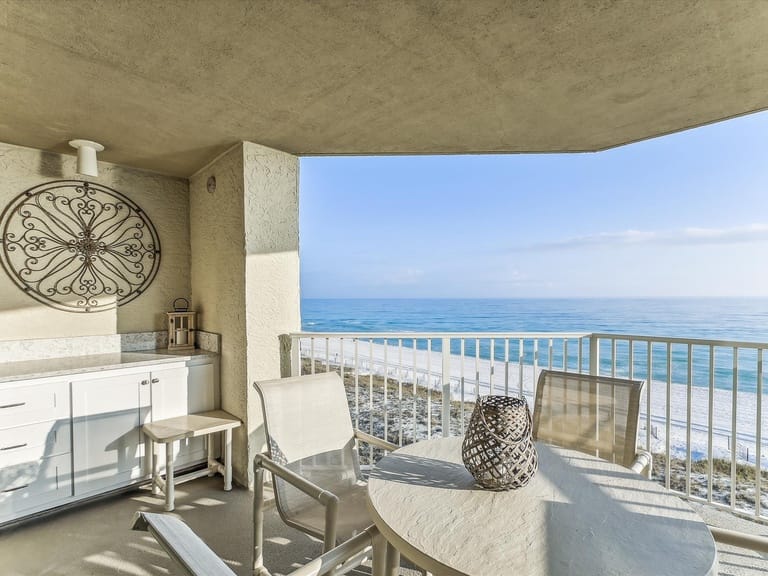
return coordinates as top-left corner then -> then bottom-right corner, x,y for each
142,410 -> 241,511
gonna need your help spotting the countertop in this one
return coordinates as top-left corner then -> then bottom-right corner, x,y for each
0,349 -> 217,384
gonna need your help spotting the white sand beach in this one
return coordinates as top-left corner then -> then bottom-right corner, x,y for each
300,338 -> 768,470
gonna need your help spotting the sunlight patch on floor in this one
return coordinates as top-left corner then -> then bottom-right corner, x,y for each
267,536 -> 293,545
84,550 -> 153,576
192,496 -> 227,506
127,541 -> 171,559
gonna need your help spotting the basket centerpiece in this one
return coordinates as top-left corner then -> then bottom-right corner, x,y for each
461,395 -> 538,490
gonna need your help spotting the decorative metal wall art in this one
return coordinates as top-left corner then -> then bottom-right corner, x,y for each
0,180 -> 161,312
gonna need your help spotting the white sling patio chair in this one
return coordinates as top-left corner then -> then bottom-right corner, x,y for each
532,369 -> 651,474
253,372 -> 400,575
532,369 -> 768,555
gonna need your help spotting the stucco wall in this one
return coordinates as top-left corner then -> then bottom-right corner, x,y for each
189,142 -> 300,485
0,141 -> 190,341
189,145 -> 249,482
243,141 -> 301,484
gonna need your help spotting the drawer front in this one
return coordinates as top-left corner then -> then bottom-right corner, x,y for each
0,381 -> 69,429
0,452 -> 72,521
0,421 -> 71,465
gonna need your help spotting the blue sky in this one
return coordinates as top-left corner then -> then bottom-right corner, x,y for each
299,111 -> 768,299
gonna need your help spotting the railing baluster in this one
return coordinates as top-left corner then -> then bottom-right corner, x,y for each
427,339 -> 432,440
504,338 -> 510,396
398,339 -> 403,447
756,348 -> 763,519
578,337 -> 583,373
646,341 -> 652,477
383,339 -> 388,444
369,338 -> 374,464
731,347 -> 738,511
548,338 -> 554,370
518,338 -> 524,397
442,337 -> 451,437
460,338 -> 466,435
310,337 -> 316,375
412,339 -> 417,444
686,344 -> 692,498
475,338 -> 480,401
589,336 -> 599,376
563,339 -> 569,371
666,342 -> 672,491
707,345 -> 714,504
489,338 -> 495,395
354,339 -> 359,430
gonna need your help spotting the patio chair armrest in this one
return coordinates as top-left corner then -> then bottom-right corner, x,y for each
254,453 -> 340,552
254,453 -> 339,507
355,429 -> 398,452
132,512 -> 236,576
709,526 -> 768,553
629,449 -> 652,476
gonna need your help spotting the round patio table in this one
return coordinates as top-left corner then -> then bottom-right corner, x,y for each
366,437 -> 718,576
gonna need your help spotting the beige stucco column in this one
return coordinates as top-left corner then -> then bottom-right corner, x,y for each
189,141 -> 300,485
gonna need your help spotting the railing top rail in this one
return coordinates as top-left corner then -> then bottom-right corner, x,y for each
290,331 -> 592,339
590,332 -> 768,349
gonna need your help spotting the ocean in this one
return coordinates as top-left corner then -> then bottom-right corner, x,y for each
302,298 -> 768,340
302,298 -> 768,393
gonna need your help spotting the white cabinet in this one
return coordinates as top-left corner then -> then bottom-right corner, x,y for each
72,370 -> 152,496
150,364 -> 216,468
0,379 -> 72,523
0,354 -> 218,525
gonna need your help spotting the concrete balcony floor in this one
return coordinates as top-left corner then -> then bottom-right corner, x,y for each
0,475 -> 765,576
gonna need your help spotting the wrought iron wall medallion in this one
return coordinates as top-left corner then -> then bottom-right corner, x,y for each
0,180 -> 161,312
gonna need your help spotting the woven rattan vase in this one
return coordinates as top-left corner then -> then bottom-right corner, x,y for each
461,395 -> 538,490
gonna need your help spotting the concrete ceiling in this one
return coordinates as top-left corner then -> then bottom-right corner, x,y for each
1,1 -> 767,177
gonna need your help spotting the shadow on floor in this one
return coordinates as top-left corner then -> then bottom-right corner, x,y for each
0,477 -> 765,576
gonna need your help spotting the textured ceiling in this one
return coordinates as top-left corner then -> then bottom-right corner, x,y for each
1,0 -> 767,177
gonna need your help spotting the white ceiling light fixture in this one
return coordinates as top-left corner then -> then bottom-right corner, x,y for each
68,139 -> 104,177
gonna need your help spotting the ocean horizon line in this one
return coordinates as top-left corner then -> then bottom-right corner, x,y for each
302,296 -> 768,301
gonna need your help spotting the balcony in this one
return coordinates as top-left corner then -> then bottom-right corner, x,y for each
0,330 -> 767,575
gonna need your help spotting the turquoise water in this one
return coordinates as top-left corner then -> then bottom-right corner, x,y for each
302,298 -> 768,339
302,298 -> 768,393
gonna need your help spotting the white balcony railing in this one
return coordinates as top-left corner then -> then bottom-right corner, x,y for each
288,331 -> 768,523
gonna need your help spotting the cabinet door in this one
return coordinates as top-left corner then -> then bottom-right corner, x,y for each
150,367 -> 189,421
151,365 -> 215,467
72,372 -> 150,496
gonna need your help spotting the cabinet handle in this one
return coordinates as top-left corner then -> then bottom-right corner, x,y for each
0,443 -> 27,451
0,402 -> 25,409
151,378 -> 160,384
140,380 -> 149,386
2,484 -> 29,493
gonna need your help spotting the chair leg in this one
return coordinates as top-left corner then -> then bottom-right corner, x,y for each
253,464 -> 267,576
